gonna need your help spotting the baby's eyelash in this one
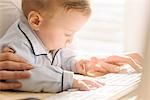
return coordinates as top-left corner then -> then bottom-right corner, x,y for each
64,33 -> 71,36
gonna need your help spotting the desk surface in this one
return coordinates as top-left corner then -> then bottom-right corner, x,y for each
0,90 -> 138,100
0,91 -> 53,100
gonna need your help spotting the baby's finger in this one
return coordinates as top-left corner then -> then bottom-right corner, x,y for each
83,79 -> 103,88
78,81 -> 90,91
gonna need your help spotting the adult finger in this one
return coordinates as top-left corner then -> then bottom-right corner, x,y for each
100,62 -> 121,73
91,57 -> 105,63
0,52 -> 27,63
0,61 -> 32,71
126,53 -> 143,65
106,55 -> 142,72
91,57 -> 110,73
2,46 -> 15,53
92,64 -> 108,73
0,71 -> 30,80
93,61 -> 120,73
85,58 -> 108,73
91,57 -> 98,63
0,82 -> 22,90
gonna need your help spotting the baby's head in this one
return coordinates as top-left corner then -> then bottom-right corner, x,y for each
22,0 -> 91,50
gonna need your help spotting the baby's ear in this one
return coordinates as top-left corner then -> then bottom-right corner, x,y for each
27,11 -> 43,31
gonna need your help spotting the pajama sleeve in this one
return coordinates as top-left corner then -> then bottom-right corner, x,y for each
4,41 -> 74,93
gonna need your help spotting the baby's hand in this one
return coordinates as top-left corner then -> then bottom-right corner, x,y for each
72,78 -> 103,91
75,59 -> 89,75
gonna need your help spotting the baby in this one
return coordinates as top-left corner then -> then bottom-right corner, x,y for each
0,0 -> 142,92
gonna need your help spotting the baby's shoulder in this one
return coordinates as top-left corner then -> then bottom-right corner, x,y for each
1,20 -> 29,45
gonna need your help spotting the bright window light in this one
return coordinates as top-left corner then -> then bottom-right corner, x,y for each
75,0 -> 125,56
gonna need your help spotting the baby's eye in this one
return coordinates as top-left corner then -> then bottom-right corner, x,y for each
64,33 -> 72,37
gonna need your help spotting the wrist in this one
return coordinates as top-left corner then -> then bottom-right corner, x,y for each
75,60 -> 87,75
75,61 -> 82,74
72,79 -> 80,89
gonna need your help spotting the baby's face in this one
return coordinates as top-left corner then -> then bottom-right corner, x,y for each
37,10 -> 89,50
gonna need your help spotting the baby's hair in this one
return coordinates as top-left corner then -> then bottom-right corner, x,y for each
22,0 -> 91,18
62,0 -> 91,14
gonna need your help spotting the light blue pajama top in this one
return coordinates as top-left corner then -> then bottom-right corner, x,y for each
0,16 -> 79,93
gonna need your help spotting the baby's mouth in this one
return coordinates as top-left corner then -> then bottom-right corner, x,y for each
65,41 -> 71,47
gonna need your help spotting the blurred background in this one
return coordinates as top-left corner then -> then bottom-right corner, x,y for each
75,0 -> 148,56
0,0 -> 149,56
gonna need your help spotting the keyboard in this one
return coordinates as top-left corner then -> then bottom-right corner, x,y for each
46,71 -> 141,100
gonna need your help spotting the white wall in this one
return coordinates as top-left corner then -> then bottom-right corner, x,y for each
0,0 -> 21,38
124,0 -> 149,54
138,0 -> 150,98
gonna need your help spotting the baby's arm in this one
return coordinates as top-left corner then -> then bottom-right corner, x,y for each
60,48 -> 80,73
60,48 -> 87,74
5,41 -> 74,93
6,41 -> 104,92
60,48 -> 104,89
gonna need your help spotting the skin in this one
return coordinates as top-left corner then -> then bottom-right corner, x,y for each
0,47 -> 32,90
26,9 -> 104,90
105,53 -> 143,72
75,53 -> 143,77
27,9 -> 89,50
0,6 -> 143,91
29,9 -> 143,90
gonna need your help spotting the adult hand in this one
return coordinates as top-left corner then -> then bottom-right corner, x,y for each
76,57 -> 120,77
105,53 -> 143,72
0,47 -> 32,90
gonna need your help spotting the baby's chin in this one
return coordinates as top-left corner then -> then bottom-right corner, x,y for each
49,44 -> 65,49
